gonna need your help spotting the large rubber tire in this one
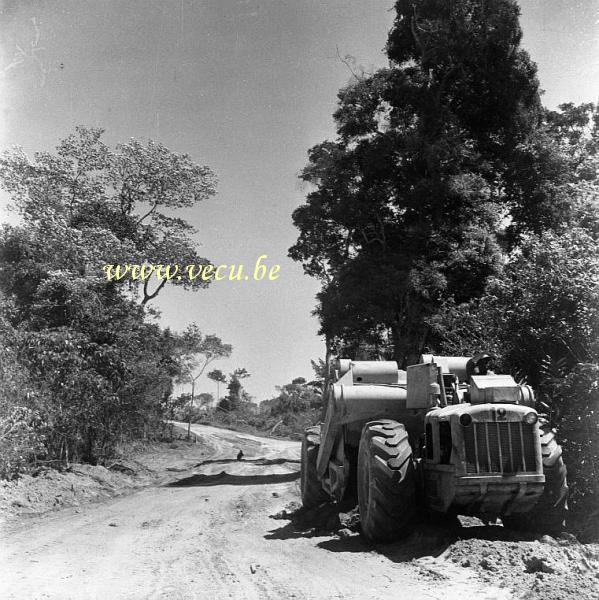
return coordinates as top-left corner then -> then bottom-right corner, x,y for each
503,419 -> 568,534
357,420 -> 417,542
300,425 -> 329,508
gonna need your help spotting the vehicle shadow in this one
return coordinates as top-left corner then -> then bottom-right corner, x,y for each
167,470 -> 300,487
264,499 -> 359,541
265,503 -> 534,562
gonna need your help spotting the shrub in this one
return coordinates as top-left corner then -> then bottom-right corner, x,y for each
551,364 -> 599,540
0,406 -> 45,479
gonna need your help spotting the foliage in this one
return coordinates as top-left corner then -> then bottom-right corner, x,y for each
177,325 -> 232,377
173,401 -> 213,425
0,406 -> 45,479
0,126 -> 216,306
289,0 -> 541,365
175,323 -> 232,411
506,102 -> 599,241
267,377 -> 322,416
10,303 -> 180,463
0,128 -> 219,471
203,363 -> 325,440
218,368 -> 251,412
196,392 -> 215,408
207,369 -> 227,384
428,227 -> 599,384
550,364 -> 599,540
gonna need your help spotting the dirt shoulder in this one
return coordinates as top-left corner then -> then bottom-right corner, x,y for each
0,436 -> 213,525
278,501 -> 599,600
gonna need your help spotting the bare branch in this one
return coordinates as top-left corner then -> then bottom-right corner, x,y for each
336,45 -> 363,82
142,277 -> 167,306
135,201 -> 158,226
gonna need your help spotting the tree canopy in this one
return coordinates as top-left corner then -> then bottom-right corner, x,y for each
290,0 -> 543,365
0,128 -> 219,470
0,126 -> 217,307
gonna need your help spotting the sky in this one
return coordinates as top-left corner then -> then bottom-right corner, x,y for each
0,0 -> 598,402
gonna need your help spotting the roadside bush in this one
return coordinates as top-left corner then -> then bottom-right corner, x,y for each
198,378 -> 324,440
172,405 -> 207,424
551,364 -> 599,540
0,406 -> 45,479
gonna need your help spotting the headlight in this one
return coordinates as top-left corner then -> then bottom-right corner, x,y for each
523,412 -> 538,425
459,413 -> 473,427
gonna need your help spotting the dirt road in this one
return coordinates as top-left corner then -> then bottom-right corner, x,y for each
0,424 -> 593,600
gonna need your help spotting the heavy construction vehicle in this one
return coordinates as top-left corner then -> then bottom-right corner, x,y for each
300,355 -> 568,541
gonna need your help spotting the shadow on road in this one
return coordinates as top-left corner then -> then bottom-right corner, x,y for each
265,500 -> 359,541
194,457 -> 301,467
265,502 -> 533,562
310,522 -> 464,561
167,470 -> 300,487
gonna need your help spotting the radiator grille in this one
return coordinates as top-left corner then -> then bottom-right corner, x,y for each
463,422 -> 537,473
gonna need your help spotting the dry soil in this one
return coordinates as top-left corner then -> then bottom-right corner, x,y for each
1,423 -> 597,600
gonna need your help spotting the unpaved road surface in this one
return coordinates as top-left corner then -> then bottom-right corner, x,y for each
1,424 -> 595,600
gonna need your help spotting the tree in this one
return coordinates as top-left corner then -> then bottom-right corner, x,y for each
268,378 -> 321,415
428,227 -> 599,383
175,324 -> 232,437
550,364 -> 599,540
207,369 -> 227,405
505,102 -> 599,241
196,392 -> 215,409
259,375 -> 323,437
428,102 -> 599,381
0,128 -> 221,466
0,301 -> 45,478
290,0 -> 541,365
218,368 -> 251,412
176,325 -> 232,401
0,126 -> 217,306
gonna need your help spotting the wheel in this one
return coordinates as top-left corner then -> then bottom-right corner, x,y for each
357,419 -> 417,542
503,418 -> 568,533
300,425 -> 329,508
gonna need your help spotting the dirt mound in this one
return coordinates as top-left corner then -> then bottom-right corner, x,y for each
448,531 -> 599,600
0,439 -> 212,523
271,502 -> 599,600
0,464 -> 142,519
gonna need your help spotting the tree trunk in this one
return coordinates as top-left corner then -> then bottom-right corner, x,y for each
320,335 -> 333,422
187,379 -> 195,440
391,306 -> 430,368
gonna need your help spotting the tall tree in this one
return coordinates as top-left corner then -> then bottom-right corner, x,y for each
176,325 -> 233,403
175,324 -> 232,437
290,0 -> 541,365
207,369 -> 227,405
428,102 -> 599,378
